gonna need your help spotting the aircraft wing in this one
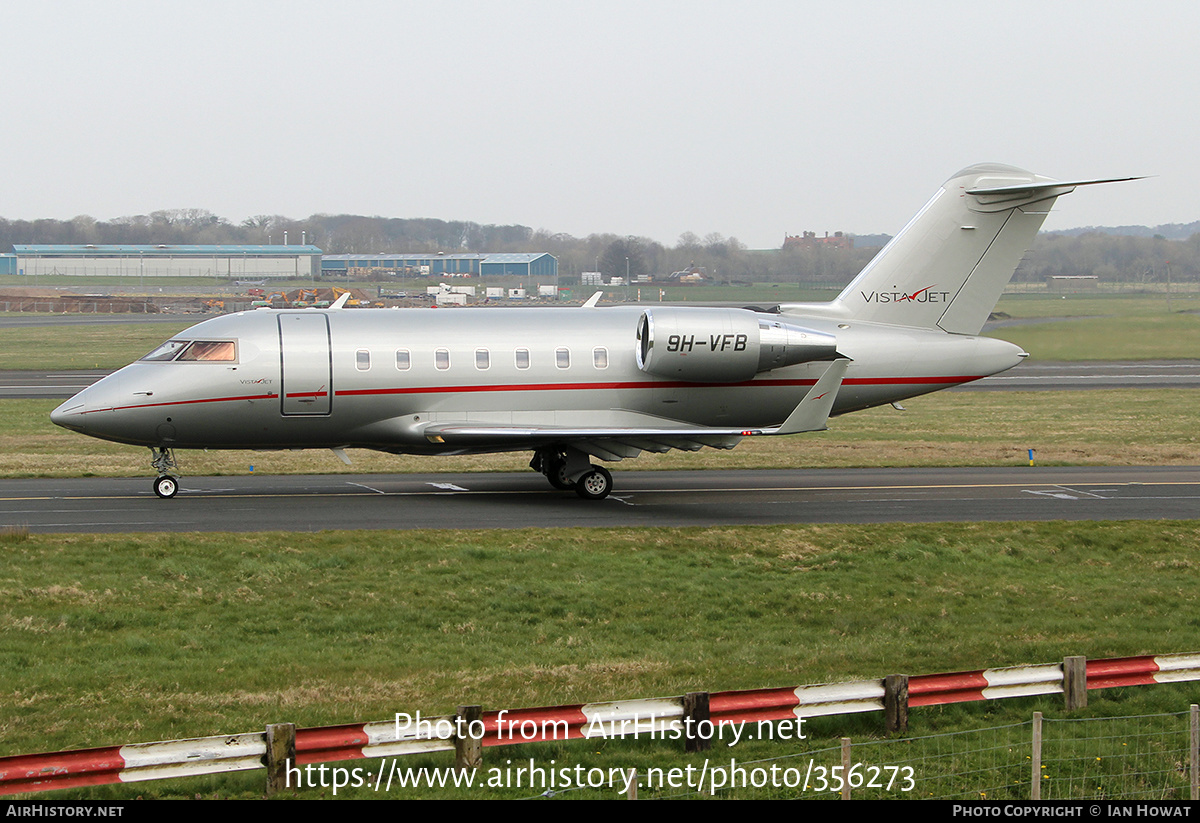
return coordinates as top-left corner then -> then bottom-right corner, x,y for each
419,359 -> 850,461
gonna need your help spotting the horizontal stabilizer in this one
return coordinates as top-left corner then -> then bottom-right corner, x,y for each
966,175 -> 1146,197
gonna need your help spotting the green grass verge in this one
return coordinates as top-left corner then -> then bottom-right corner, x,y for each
0,322 -> 193,370
2,522 -> 1197,798
982,292 -> 1200,360
987,313 -> 1200,361
994,292 -> 1200,319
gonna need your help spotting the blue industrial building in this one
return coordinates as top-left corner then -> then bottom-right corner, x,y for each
322,252 -> 556,279
479,253 -> 557,280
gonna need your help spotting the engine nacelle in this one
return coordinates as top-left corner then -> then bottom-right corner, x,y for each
636,307 -> 838,383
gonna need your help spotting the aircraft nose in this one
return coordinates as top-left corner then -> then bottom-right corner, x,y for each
50,390 -> 89,431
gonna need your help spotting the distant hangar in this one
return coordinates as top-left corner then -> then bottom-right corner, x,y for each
8,246 -> 557,281
13,244 -> 322,279
321,252 -> 557,279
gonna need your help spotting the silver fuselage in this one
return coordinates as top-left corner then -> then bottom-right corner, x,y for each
50,304 -> 1023,454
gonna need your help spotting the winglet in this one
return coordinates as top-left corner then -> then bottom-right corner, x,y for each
330,292 -> 351,310
772,358 -> 851,435
582,291 -> 603,308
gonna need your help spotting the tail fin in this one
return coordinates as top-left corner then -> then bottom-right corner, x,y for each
829,164 -> 1139,334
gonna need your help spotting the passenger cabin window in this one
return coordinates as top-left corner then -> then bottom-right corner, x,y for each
142,340 -> 236,362
435,349 -> 450,370
356,349 -> 370,370
593,347 -> 608,369
475,348 -> 489,370
556,347 -> 570,369
396,349 -> 411,370
515,348 -> 530,370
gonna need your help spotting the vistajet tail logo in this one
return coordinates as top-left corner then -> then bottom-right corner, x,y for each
860,285 -> 950,304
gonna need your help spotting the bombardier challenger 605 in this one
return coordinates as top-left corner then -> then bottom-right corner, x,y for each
51,164 -> 1135,499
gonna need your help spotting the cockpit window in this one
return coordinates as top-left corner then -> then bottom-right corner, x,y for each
140,340 -> 237,362
178,341 -> 237,361
141,340 -> 189,361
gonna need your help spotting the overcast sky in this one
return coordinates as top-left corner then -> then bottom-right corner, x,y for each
3,1 -> 1196,248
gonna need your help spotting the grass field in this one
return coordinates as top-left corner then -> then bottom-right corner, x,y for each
0,321 -> 193,370
994,291 -> 1200,318
2,521 -> 1198,798
984,292 -> 1200,360
986,313 -> 1200,361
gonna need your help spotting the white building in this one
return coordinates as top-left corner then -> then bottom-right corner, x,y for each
12,244 -> 322,279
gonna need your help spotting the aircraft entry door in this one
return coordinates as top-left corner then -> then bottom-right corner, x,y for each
278,313 -> 333,415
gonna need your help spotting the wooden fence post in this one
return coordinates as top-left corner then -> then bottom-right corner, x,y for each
1063,656 -> 1087,710
264,722 -> 296,796
884,674 -> 908,734
683,692 -> 711,753
455,705 -> 482,773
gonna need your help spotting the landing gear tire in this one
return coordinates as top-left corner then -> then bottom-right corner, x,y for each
574,466 -> 613,500
534,449 -> 574,489
547,456 -> 575,490
154,475 -> 179,499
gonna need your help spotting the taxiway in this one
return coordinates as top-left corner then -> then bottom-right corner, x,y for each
2,466 -> 1197,533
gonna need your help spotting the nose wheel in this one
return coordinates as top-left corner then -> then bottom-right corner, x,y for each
154,475 -> 179,499
149,447 -> 181,499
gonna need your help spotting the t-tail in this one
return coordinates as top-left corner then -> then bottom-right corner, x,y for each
794,163 -> 1141,334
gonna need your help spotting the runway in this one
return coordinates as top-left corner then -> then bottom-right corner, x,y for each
0,369 -> 110,399
3,466 -> 1198,533
949,360 -> 1200,391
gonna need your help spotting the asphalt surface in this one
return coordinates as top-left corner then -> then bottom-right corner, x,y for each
3,466 -> 1198,534
0,370 -> 111,399
949,360 -> 1200,391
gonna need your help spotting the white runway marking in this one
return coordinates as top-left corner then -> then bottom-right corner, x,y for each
347,482 -> 386,494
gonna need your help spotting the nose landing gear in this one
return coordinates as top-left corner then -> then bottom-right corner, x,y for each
150,447 -> 180,499
154,474 -> 179,499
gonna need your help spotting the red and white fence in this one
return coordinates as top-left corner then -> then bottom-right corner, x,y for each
3,651 -> 1198,796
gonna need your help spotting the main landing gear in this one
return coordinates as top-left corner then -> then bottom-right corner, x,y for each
530,447 -> 614,500
150,447 -> 180,499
